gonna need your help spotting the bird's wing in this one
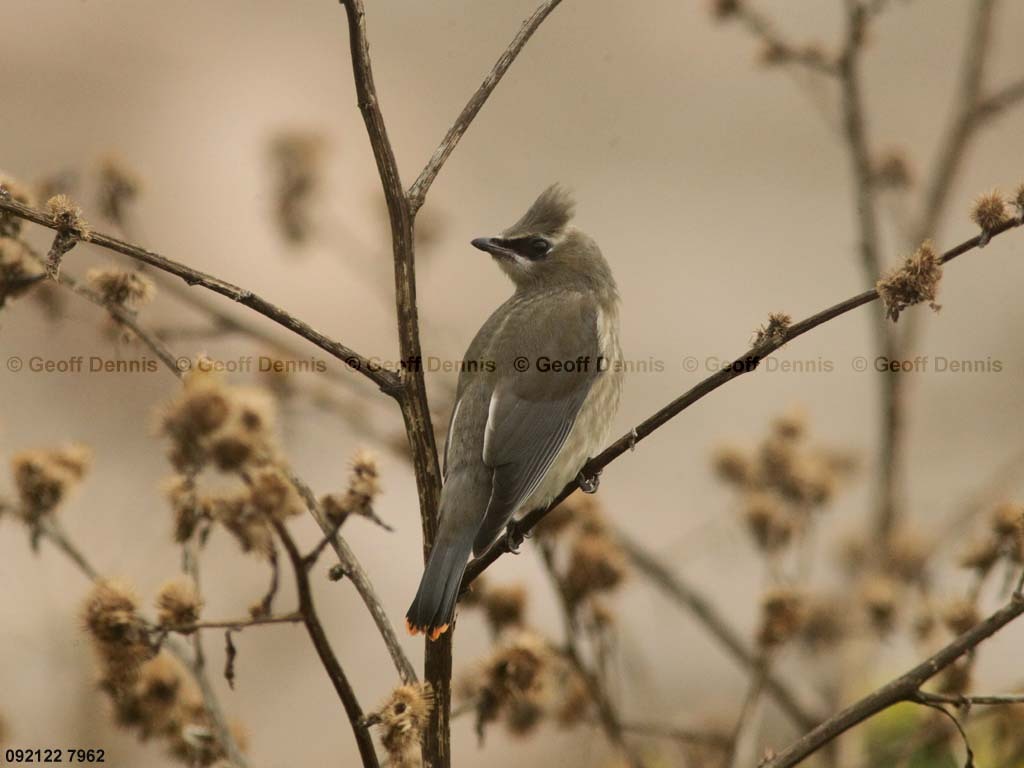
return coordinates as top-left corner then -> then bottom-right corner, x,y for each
473,294 -> 602,555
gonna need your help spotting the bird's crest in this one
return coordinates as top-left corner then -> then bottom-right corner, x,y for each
505,183 -> 575,238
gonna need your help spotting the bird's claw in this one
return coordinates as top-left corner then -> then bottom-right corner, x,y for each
504,521 -> 523,554
577,466 -> 601,494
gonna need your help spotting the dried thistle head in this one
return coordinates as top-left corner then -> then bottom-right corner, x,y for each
368,683 -> 434,765
0,173 -> 37,237
753,312 -> 791,347
86,266 -> 155,309
971,189 -> 1009,232
941,598 -> 979,636
958,536 -> 1001,574
772,407 -> 807,441
96,154 -> 142,227
82,579 -> 154,691
249,466 -> 303,521
876,240 -> 942,322
46,194 -> 90,239
482,584 -> 527,634
882,527 -> 931,585
112,652 -> 187,737
757,586 -> 806,648
204,490 -> 276,560
268,130 -> 326,245
11,443 -> 91,523
990,502 -> 1024,539
1013,183 -> 1024,219
0,238 -> 43,306
710,0 -> 741,19
712,443 -> 754,486
873,149 -> 913,189
164,475 -> 201,543
742,491 -> 795,552
564,532 -> 627,604
799,595 -> 849,652
322,449 -> 382,525
155,577 -> 203,630
859,575 -> 899,634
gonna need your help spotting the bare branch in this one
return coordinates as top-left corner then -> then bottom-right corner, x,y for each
407,0 -> 566,211
464,217 -> 1024,584
762,589 -> 1024,768
273,519 -> 380,768
0,196 -> 401,395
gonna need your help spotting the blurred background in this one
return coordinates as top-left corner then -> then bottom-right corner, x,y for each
2,0 -> 1024,765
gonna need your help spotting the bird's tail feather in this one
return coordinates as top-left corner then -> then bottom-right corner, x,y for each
406,523 -> 475,640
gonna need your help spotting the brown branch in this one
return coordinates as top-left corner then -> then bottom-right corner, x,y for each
337,1 -> 450,764
613,530 -> 820,733
0,196 -> 401,395
162,613 -> 303,633
463,216 -> 1024,585
286,471 -> 418,685
761,588 -> 1024,768
272,519 -> 380,768
974,77 -> 1024,123
407,0 -> 566,212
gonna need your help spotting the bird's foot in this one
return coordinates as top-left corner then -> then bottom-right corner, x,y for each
504,520 -> 524,554
577,464 -> 601,494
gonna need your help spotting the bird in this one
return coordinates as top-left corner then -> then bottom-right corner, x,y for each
406,184 -> 623,640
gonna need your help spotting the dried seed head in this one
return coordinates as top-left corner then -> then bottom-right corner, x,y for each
873,149 -> 913,189
860,575 -> 899,634
771,407 -> 807,441
86,266 -> 155,309
46,194 -> 90,239
711,0 -> 741,19
941,598 -> 979,636
742,491 -> 795,552
991,502 -> 1024,538
757,586 -> 806,648
712,444 -> 754,486
0,173 -> 38,237
876,240 -> 942,322
369,683 -> 434,763
883,528 -> 931,584
753,312 -> 791,347
249,466 -> 303,520
971,189 -> 1009,232
11,443 -> 91,522
0,238 -> 43,305
564,532 -> 627,604
96,154 -> 142,227
269,130 -> 326,245
482,584 -> 527,634
82,579 -> 154,691
322,449 -> 382,524
554,669 -> 591,726
958,536 -> 1001,573
155,577 -> 203,629
799,595 -> 848,652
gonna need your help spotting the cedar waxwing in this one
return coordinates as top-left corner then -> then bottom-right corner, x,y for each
406,184 -> 623,640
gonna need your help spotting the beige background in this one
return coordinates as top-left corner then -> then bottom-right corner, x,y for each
2,1 -> 1023,766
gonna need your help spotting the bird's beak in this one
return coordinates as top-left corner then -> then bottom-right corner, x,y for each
471,236 -> 515,261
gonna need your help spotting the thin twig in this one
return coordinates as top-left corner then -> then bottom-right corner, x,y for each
464,215 -> 1024,586
407,0 -> 566,212
761,590 -> 1024,768
162,613 -> 304,633
272,519 -> 380,768
0,196 -> 400,394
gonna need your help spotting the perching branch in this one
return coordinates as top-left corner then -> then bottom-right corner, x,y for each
407,0 -> 566,212
464,215 -> 1024,584
0,195 -> 401,395
761,587 -> 1024,768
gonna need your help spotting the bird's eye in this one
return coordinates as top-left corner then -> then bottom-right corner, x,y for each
529,237 -> 550,257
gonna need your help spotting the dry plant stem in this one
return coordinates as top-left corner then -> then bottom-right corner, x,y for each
407,0 -> 566,212
0,197 -> 400,394
286,471 -> 418,685
537,544 -> 642,768
464,216 -> 1024,585
761,588 -> 1024,768
272,520 -> 379,768
917,691 -> 1024,706
727,653 -> 770,768
34,519 -> 248,768
613,529 -> 818,732
338,1 -> 450,763
166,613 -> 303,632
837,0 -> 903,542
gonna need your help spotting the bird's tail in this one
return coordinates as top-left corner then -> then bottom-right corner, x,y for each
405,518 -> 476,641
